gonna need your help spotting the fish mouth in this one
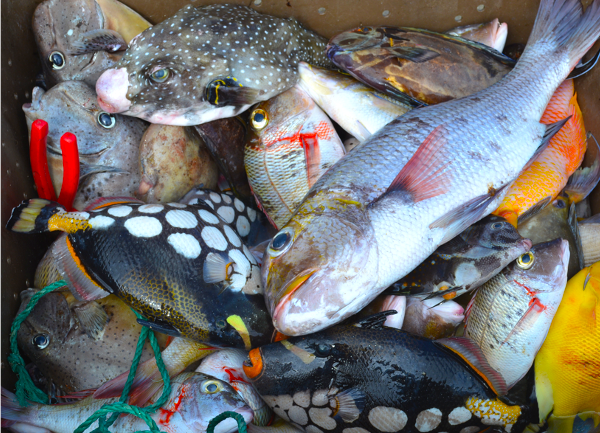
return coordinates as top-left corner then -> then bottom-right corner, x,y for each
271,269 -> 318,329
242,348 -> 263,381
519,238 -> 533,252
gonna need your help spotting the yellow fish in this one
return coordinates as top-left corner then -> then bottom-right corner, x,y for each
534,261 -> 600,431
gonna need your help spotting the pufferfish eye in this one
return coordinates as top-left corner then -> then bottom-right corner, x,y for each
491,222 -> 504,230
250,109 -> 269,131
201,380 -> 223,394
516,252 -> 535,269
268,227 -> 294,257
33,334 -> 49,349
150,68 -> 170,83
48,51 -> 65,70
97,112 -> 116,129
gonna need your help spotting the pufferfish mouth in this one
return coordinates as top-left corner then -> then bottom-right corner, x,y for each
271,269 -> 318,323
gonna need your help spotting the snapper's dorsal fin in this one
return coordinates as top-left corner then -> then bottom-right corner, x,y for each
435,336 -> 508,395
353,310 -> 398,329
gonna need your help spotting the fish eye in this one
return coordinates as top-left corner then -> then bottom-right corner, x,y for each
250,109 -> 269,131
491,222 -> 504,230
314,343 -> 332,357
201,380 -> 222,394
97,112 -> 116,129
150,68 -> 170,83
555,199 -> 566,209
32,334 -> 49,349
268,227 -> 294,257
48,51 -> 65,70
516,252 -> 535,269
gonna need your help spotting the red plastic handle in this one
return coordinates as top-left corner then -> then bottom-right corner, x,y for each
58,132 -> 80,211
29,119 -> 57,201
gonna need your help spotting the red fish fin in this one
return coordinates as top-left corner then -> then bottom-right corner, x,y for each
436,336 -> 508,395
564,134 -> 600,203
57,389 -> 95,400
386,125 -> 452,202
430,182 -> 511,245
301,134 -> 322,188
84,196 -> 143,211
93,357 -> 160,406
52,234 -> 111,301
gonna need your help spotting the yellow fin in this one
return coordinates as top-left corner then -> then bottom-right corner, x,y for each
226,315 -> 252,350
95,0 -> 151,43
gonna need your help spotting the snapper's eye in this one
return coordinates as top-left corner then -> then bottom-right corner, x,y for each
33,334 -> 49,349
49,51 -> 65,70
150,68 -> 170,83
97,112 -> 116,129
250,109 -> 269,131
268,227 -> 294,257
516,252 -> 535,269
201,380 -> 223,394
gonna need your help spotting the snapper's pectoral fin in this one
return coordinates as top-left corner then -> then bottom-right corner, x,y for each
72,301 -> 109,340
67,29 -> 127,55
206,77 -> 260,106
136,318 -> 182,337
436,336 -> 508,395
383,124 -> 452,202
564,134 -> 600,203
521,117 -> 572,173
430,182 -> 511,245
353,310 -> 398,330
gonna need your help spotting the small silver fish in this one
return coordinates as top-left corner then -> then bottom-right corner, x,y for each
96,4 -> 333,125
33,0 -> 150,87
22,82 -> 147,210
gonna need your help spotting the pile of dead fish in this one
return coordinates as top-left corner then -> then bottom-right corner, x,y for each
2,0 -> 600,432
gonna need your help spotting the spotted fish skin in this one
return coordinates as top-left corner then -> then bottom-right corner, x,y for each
7,199 -> 274,349
96,4 -> 333,126
245,316 -> 535,433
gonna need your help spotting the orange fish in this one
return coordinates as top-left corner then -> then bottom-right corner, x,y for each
493,79 -> 587,227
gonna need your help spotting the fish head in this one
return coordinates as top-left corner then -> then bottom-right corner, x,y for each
22,81 -> 144,208
461,215 -> 530,250
32,0 -> 125,87
170,372 -> 254,432
196,348 -> 250,384
508,238 -> 570,297
262,192 -> 379,336
297,62 -> 349,98
446,19 -> 508,52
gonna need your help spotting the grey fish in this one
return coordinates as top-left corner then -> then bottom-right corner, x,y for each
261,0 -> 600,336
137,124 -> 218,203
32,0 -> 150,87
22,81 -> 147,210
95,4 -> 333,125
15,288 -> 165,395
1,372 -> 253,433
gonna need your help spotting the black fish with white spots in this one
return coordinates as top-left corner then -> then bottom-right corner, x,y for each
95,4 -> 333,125
243,312 -> 537,433
6,198 -> 275,349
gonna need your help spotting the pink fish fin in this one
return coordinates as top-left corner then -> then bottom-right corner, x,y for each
500,294 -> 546,347
517,196 -> 553,225
83,196 -> 144,211
355,120 -> 372,141
51,234 -> 111,301
521,117 -> 572,173
564,133 -> 600,203
429,182 -> 511,245
247,239 -> 271,266
301,134 -> 322,188
435,337 -> 508,395
385,124 -> 452,202
93,356 -> 163,407
463,288 -> 480,324
57,389 -> 95,400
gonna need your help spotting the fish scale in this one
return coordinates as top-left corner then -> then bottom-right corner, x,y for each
262,0 -> 600,336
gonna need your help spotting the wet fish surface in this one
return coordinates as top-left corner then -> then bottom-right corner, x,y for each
261,0 -> 600,336
23,82 -> 146,210
95,4 -> 333,125
245,85 -> 346,229
445,19 -> 508,52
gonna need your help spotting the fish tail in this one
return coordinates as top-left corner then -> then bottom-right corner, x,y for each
526,0 -> 600,71
1,388 -> 31,425
5,199 -> 68,233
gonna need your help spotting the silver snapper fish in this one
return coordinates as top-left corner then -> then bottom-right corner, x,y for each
197,349 -> 273,426
297,62 -> 411,142
261,0 -> 600,336
22,81 -> 146,210
464,238 -> 569,389
1,373 -> 253,433
446,19 -> 509,52
33,0 -> 150,87
95,4 -> 333,125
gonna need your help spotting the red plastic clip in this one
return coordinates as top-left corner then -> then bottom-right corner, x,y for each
29,119 -> 80,211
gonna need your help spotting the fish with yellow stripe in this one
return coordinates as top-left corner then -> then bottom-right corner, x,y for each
6,197 -> 275,349
493,80 -> 589,227
243,311 -> 538,433
534,262 -> 600,433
